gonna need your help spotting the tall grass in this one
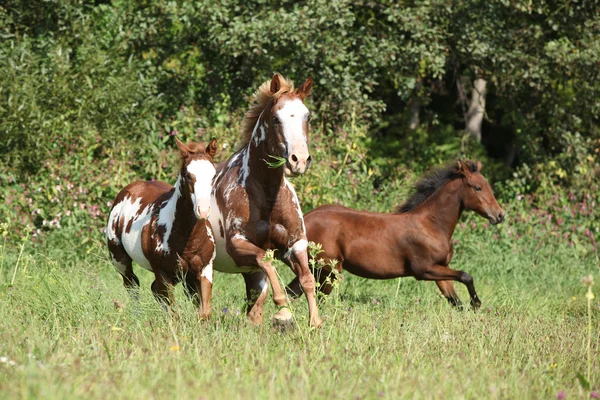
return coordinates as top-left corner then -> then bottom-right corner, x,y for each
0,233 -> 598,399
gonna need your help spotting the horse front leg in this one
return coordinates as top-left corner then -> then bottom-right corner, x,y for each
286,240 -> 323,328
227,235 -> 293,326
416,264 -> 481,310
242,271 -> 269,325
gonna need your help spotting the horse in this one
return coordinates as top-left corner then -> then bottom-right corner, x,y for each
106,139 -> 218,319
208,73 -> 323,327
286,160 -> 505,309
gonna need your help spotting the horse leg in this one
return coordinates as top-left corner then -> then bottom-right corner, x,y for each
182,268 -> 212,320
243,271 -> 269,325
418,264 -> 481,309
108,241 -> 139,298
285,276 -> 303,298
286,263 -> 336,298
227,236 -> 292,326
287,240 -> 323,328
151,274 -> 176,311
435,280 -> 462,308
198,265 -> 213,320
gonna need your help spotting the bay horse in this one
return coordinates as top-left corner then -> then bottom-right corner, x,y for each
208,73 -> 323,327
106,139 -> 218,318
286,160 -> 505,309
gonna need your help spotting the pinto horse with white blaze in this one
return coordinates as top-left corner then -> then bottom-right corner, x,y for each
209,74 -> 322,327
106,139 -> 218,318
287,160 -> 505,309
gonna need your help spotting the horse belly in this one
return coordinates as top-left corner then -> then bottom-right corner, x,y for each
208,200 -> 258,274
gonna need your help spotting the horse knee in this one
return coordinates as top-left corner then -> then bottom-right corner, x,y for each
460,272 -> 473,285
299,273 -> 316,293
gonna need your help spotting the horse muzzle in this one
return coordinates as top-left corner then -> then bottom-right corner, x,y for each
196,206 -> 211,220
488,210 -> 505,225
286,153 -> 312,175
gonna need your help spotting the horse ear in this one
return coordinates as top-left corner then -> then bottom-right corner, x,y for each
457,159 -> 464,173
456,159 -> 470,176
206,138 -> 218,159
270,73 -> 282,94
476,160 -> 482,172
296,76 -> 313,99
175,138 -> 190,158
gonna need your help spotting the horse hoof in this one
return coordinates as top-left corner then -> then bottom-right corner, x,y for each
273,307 -> 294,325
310,316 -> 325,329
470,300 -> 482,310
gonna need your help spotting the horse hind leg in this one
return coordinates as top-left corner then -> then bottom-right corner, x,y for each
108,241 -> 140,298
435,280 -> 463,308
151,274 -> 176,312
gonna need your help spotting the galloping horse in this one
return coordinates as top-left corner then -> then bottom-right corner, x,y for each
287,160 -> 505,308
209,74 -> 323,327
106,139 -> 218,318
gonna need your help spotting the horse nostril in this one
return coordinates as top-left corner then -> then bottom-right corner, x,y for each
498,213 -> 505,222
291,154 -> 298,162
307,155 -> 312,163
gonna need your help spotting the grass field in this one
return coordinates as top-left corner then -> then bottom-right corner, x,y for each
0,231 -> 598,399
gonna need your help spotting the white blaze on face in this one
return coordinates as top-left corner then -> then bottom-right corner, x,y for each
276,98 -> 310,158
187,159 -> 216,219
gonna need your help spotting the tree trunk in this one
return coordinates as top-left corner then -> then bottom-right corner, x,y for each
408,97 -> 421,130
466,78 -> 487,142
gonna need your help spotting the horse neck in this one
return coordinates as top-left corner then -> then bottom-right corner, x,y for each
161,176 -> 196,234
416,178 -> 465,240
240,117 -> 284,201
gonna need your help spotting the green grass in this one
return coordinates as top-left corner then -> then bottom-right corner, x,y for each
0,234 -> 598,399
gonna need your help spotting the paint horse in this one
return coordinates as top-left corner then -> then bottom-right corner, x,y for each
287,160 -> 505,309
208,74 -> 323,327
106,139 -> 218,318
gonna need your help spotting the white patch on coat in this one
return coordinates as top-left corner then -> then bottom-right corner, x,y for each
106,199 -> 125,245
224,181 -> 237,204
251,110 -> 266,146
275,98 -> 309,156
284,178 -> 305,233
228,152 -> 241,168
187,159 -> 216,218
155,177 -> 182,254
110,253 -> 127,275
239,147 -> 250,187
117,197 -> 154,271
258,274 -> 268,293
201,224 -> 216,283
285,239 -> 308,259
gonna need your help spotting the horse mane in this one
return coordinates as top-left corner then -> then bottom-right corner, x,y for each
238,74 -> 296,149
395,160 -> 478,214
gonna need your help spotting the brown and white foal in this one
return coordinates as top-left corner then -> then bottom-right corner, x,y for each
106,139 -> 218,318
209,74 -> 323,327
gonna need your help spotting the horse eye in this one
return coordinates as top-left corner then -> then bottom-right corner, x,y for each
272,116 -> 281,125
474,185 -> 482,192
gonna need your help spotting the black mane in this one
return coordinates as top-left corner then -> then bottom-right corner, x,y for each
395,160 -> 477,214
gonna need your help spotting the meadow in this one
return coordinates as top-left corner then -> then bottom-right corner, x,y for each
0,212 -> 598,399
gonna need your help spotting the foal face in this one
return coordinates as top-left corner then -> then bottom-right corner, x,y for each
176,139 -> 218,220
460,160 -> 505,225
269,75 -> 313,176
